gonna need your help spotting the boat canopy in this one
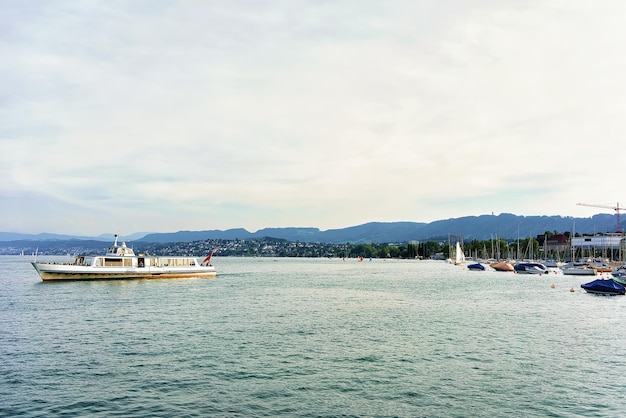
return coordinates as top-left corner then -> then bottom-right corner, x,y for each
581,279 -> 625,295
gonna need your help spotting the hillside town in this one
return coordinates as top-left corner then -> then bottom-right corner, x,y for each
0,238 -> 417,259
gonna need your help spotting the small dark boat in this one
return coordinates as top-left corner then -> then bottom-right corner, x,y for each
580,278 -> 625,296
467,263 -> 486,271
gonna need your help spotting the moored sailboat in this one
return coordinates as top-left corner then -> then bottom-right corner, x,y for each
448,241 -> 466,265
454,241 -> 466,265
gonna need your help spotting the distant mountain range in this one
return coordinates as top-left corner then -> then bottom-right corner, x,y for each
0,232 -> 150,242
0,213 -> 621,244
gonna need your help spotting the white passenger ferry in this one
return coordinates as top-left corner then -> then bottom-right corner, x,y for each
31,235 -> 216,281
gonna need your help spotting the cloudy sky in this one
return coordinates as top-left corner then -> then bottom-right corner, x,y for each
2,1 -> 625,236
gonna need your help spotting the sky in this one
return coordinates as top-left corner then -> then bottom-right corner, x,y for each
2,0 -> 626,236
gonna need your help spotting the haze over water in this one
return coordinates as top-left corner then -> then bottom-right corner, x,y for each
2,256 -> 625,417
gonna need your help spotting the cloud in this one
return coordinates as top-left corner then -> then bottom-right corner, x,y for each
1,1 -> 625,235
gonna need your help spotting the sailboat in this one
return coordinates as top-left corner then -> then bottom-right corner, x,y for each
453,241 -> 466,265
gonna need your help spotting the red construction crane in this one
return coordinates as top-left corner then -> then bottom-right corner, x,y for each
576,202 -> 625,233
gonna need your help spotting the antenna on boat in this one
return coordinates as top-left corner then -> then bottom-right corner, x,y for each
113,234 -> 119,246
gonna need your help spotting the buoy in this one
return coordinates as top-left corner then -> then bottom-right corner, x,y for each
550,283 -> 555,289
570,287 -> 575,293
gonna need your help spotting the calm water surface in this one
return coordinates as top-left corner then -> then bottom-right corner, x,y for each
1,256 -> 625,417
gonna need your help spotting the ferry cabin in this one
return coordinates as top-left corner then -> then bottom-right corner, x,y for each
73,255 -> 199,268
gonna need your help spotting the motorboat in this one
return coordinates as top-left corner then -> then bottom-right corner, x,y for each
611,265 -> 626,286
580,278 -> 625,295
514,262 -> 549,274
541,259 -> 564,268
31,235 -> 217,281
561,260 -> 597,276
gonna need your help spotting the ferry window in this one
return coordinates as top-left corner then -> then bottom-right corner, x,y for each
104,258 -> 123,267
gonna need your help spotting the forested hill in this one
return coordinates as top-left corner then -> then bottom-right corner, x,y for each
1,213 -> 619,245
136,213 -> 617,244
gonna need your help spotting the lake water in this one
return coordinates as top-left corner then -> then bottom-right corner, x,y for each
1,256 -> 625,417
